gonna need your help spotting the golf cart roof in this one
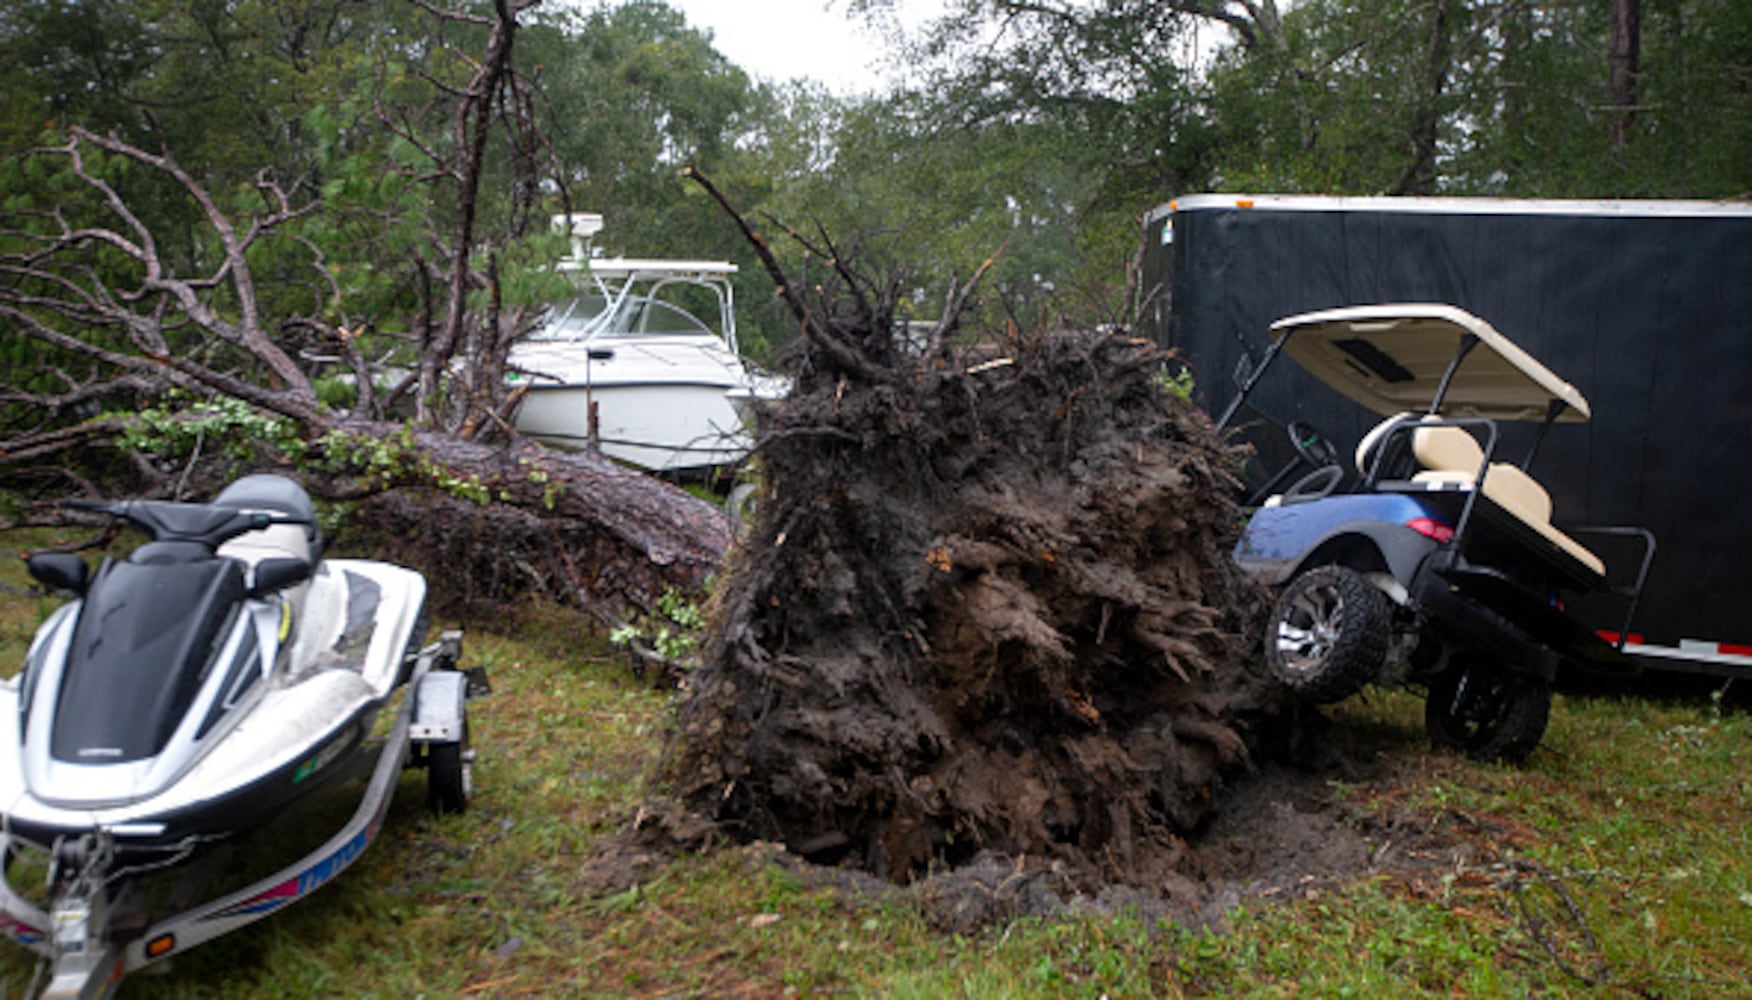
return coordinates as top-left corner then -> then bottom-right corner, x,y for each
1270,304 -> 1591,422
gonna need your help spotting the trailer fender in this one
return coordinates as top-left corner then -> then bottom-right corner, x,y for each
409,670 -> 468,745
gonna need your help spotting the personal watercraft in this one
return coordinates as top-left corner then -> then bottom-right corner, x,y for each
0,474 -> 482,998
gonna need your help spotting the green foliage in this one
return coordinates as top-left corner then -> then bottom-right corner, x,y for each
609,587 -> 705,661
312,377 -> 358,411
1201,0 -> 1752,198
110,392 -> 494,505
514,458 -> 566,511
525,3 -> 758,250
1154,365 -> 1196,402
726,0 -> 1212,333
299,425 -> 492,504
119,395 -> 303,464
3,0 -> 1746,504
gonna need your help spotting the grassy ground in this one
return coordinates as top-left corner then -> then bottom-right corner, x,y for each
0,533 -> 1746,997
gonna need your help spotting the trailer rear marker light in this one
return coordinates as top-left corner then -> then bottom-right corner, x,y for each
1405,517 -> 1455,543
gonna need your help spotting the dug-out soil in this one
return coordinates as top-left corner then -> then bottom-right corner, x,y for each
588,714 -> 1482,934
582,250 -> 1478,924
667,319 -> 1288,891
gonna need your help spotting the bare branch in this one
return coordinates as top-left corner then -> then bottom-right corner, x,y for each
1160,0 -> 1281,51
66,128 -> 319,396
685,165 -> 885,383
415,0 -> 522,428
932,246 -> 1004,355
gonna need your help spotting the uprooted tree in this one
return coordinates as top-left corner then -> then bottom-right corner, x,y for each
660,184 -> 1293,889
4,0 -> 1297,893
0,1 -> 729,618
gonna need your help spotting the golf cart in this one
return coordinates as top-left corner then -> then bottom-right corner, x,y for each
1222,304 -> 1655,762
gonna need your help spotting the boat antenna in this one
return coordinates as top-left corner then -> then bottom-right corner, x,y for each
552,213 -> 604,267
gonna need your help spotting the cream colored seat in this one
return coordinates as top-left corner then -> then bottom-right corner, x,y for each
1410,423 -> 1604,575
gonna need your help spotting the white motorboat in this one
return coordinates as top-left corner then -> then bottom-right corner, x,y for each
508,215 -> 782,476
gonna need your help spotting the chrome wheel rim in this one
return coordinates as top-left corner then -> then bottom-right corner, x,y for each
1275,582 -> 1345,674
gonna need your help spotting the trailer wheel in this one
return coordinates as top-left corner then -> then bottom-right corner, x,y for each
1265,565 -> 1390,704
1424,656 -> 1550,764
427,720 -> 472,814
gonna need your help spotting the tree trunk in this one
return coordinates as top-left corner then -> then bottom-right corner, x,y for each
1608,0 -> 1641,149
330,425 -> 731,619
1392,0 -> 1456,196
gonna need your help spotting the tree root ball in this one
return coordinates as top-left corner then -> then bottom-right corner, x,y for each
667,317 -> 1292,889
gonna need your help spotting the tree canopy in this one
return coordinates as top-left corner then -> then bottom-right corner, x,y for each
0,0 -> 1745,511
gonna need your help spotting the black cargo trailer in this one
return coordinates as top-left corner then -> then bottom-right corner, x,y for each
1142,194 -> 1752,678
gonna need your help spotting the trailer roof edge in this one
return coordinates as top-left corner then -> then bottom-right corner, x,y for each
1153,194 -> 1752,219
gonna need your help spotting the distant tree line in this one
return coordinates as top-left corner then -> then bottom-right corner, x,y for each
0,0 -> 1743,513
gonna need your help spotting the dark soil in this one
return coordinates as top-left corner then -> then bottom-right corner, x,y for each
665,313 -> 1292,888
587,718 -> 1481,934
615,197 -> 1332,899
587,201 -> 1473,927
897,735 -> 1477,934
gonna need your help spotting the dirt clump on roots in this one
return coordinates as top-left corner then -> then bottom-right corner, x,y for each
650,216 -> 1311,895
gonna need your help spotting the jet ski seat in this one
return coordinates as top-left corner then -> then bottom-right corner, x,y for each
214,474 -> 321,565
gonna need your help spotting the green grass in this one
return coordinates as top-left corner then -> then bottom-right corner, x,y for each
0,532 -> 1746,997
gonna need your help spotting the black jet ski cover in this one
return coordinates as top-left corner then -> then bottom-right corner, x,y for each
51,557 -> 247,763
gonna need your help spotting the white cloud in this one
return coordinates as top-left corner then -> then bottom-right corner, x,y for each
662,0 -> 908,95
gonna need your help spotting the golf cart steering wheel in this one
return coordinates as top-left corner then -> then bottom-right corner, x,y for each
1287,421 -> 1339,469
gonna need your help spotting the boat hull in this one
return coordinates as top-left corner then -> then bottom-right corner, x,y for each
513,379 -> 755,474
509,312 -> 785,474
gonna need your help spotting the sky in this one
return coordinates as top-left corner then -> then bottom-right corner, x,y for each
661,0 -> 915,95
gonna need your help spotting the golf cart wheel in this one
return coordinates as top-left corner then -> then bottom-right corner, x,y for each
1424,656 -> 1551,764
1265,565 -> 1390,704
427,720 -> 472,814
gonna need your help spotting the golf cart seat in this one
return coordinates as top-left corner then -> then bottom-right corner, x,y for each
1409,423 -> 1605,576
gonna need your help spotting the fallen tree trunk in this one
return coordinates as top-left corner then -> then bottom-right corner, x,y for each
332,426 -> 731,617
4,414 -> 732,622
0,107 -> 732,621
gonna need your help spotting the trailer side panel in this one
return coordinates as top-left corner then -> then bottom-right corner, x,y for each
1150,197 -> 1752,651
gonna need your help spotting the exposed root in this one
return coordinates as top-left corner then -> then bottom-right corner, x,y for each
661,192 -> 1289,888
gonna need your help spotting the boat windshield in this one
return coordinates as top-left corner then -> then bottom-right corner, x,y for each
532,294 -> 717,342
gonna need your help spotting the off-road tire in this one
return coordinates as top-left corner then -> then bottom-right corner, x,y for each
426,719 -> 472,814
1265,565 -> 1391,704
1424,656 -> 1551,764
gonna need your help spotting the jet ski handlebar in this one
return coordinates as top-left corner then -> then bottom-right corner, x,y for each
66,498 -> 313,551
